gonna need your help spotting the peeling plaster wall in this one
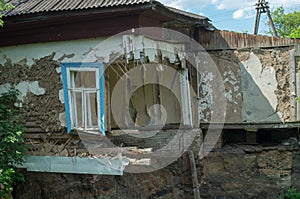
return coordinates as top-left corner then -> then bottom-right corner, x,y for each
198,72 -> 214,122
238,48 -> 292,122
0,36 -> 296,133
240,52 -> 281,122
0,37 -> 111,132
0,53 -> 64,132
208,50 -> 243,123
0,81 -> 45,107
205,47 -> 294,123
0,35 -> 190,133
0,37 -> 107,66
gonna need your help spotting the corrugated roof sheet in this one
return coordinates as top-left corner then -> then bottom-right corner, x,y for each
4,0 -> 152,17
3,0 -> 207,22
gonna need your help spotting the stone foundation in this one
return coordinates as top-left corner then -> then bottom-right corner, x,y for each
13,145 -> 300,199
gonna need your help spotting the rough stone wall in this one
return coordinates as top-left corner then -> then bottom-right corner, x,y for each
13,155 -> 195,199
200,145 -> 299,199
13,145 -> 300,199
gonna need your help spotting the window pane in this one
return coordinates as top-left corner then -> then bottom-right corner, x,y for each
72,71 -> 96,88
72,91 -> 83,128
86,92 -> 98,127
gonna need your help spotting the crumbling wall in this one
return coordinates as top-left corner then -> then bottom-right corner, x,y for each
204,46 -> 294,123
13,155 -> 194,199
208,50 -> 243,123
0,53 -> 64,132
0,38 -> 113,156
0,38 -> 112,134
1,36 -> 296,135
253,48 -> 291,122
13,145 -> 300,199
200,145 -> 300,199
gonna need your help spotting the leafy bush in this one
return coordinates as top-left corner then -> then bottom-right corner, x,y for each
280,188 -> 300,199
0,87 -> 26,198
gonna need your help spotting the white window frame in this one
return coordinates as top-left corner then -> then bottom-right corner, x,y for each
66,67 -> 100,131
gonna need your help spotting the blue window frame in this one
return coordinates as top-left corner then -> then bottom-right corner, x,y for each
61,62 -> 105,135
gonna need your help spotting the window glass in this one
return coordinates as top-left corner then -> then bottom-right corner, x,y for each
72,71 -> 96,88
72,91 -> 83,128
86,92 -> 98,127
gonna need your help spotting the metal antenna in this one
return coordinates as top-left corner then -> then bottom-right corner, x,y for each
254,0 -> 278,37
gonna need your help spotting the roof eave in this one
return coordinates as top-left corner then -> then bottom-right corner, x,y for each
150,1 -> 212,28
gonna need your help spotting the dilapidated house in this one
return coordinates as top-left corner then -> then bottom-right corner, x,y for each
1,0 -> 300,198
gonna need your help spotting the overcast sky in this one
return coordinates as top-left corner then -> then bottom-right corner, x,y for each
159,0 -> 300,34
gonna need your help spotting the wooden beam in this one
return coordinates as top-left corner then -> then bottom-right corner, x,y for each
200,122 -> 300,130
290,49 -> 297,121
188,150 -> 201,199
296,73 -> 300,121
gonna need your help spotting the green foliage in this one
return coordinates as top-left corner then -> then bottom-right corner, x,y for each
0,169 -> 15,199
0,87 -> 26,198
290,26 -> 300,38
279,188 -> 300,199
0,0 -> 14,27
268,6 -> 300,38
